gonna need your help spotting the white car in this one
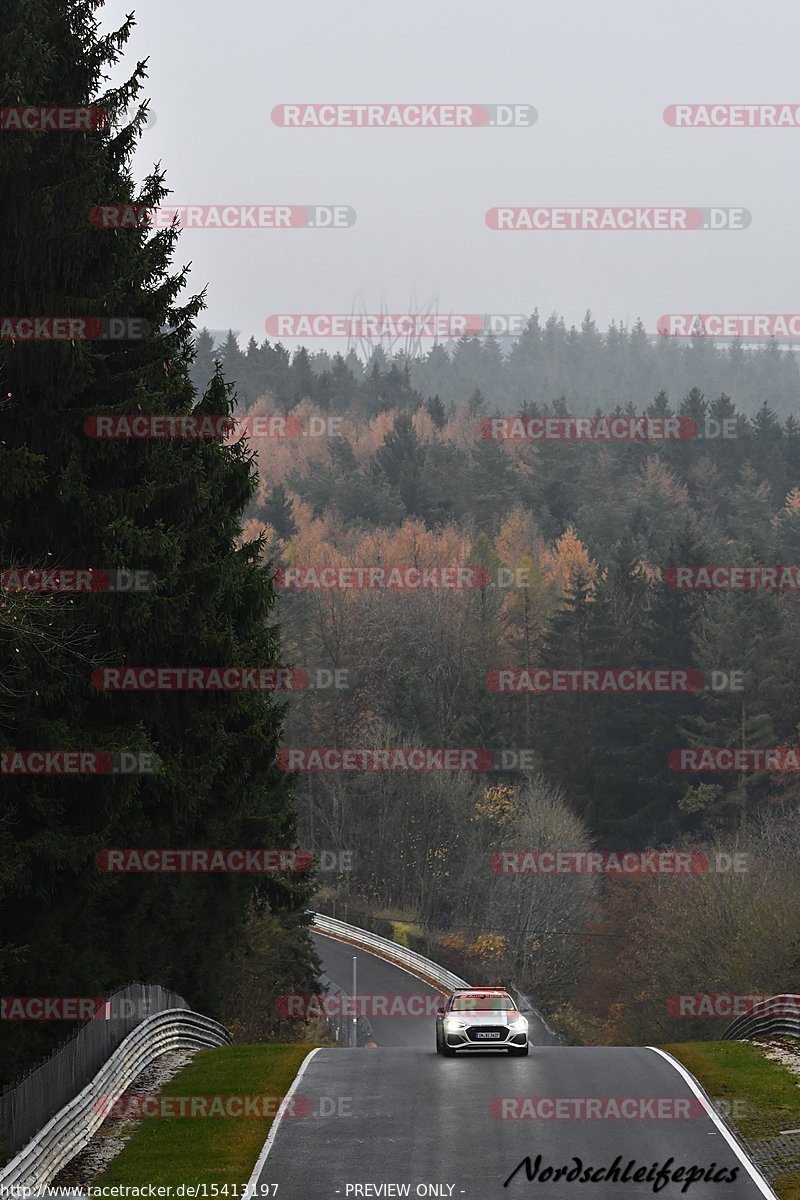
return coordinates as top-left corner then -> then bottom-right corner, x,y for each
435,987 -> 529,1056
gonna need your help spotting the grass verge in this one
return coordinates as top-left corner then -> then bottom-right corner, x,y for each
94,1044 -> 315,1188
661,1040 -> 800,1200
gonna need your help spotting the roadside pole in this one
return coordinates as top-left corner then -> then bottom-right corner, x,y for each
351,955 -> 358,1047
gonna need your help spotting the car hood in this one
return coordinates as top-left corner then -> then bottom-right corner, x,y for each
447,1009 -> 522,1025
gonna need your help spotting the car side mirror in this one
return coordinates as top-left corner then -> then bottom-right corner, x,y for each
436,1004 -> 445,1015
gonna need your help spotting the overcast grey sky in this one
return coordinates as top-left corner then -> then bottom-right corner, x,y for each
99,0 -> 800,352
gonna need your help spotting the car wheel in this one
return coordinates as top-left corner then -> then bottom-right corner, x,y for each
509,1043 -> 529,1056
437,1029 -> 456,1057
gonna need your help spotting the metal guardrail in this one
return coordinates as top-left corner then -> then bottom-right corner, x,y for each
0,982 -> 189,1160
507,982 -> 566,1046
0,1009 -> 231,1190
310,912 -> 567,1046
722,995 -> 800,1041
310,912 -> 469,994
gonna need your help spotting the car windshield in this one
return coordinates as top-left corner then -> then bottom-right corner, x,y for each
451,994 -> 514,1011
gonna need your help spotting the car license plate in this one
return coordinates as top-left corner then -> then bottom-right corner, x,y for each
476,1031 -> 501,1039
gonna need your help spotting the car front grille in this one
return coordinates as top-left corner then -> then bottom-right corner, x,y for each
465,1024 -> 507,1041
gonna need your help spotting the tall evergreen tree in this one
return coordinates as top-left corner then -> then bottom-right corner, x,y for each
189,328 -> 219,396
374,412 -> 430,518
0,0 -> 316,1081
532,570 -> 597,824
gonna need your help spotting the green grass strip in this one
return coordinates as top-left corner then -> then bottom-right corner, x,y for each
95,1044 -> 315,1188
661,1041 -> 800,1200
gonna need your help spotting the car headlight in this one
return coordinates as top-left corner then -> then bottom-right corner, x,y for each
508,1017 -> 529,1032
444,1016 -> 467,1030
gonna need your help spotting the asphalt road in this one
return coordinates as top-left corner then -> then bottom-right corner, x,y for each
311,930 -> 444,1048
251,935 -> 773,1200
312,931 -> 561,1048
